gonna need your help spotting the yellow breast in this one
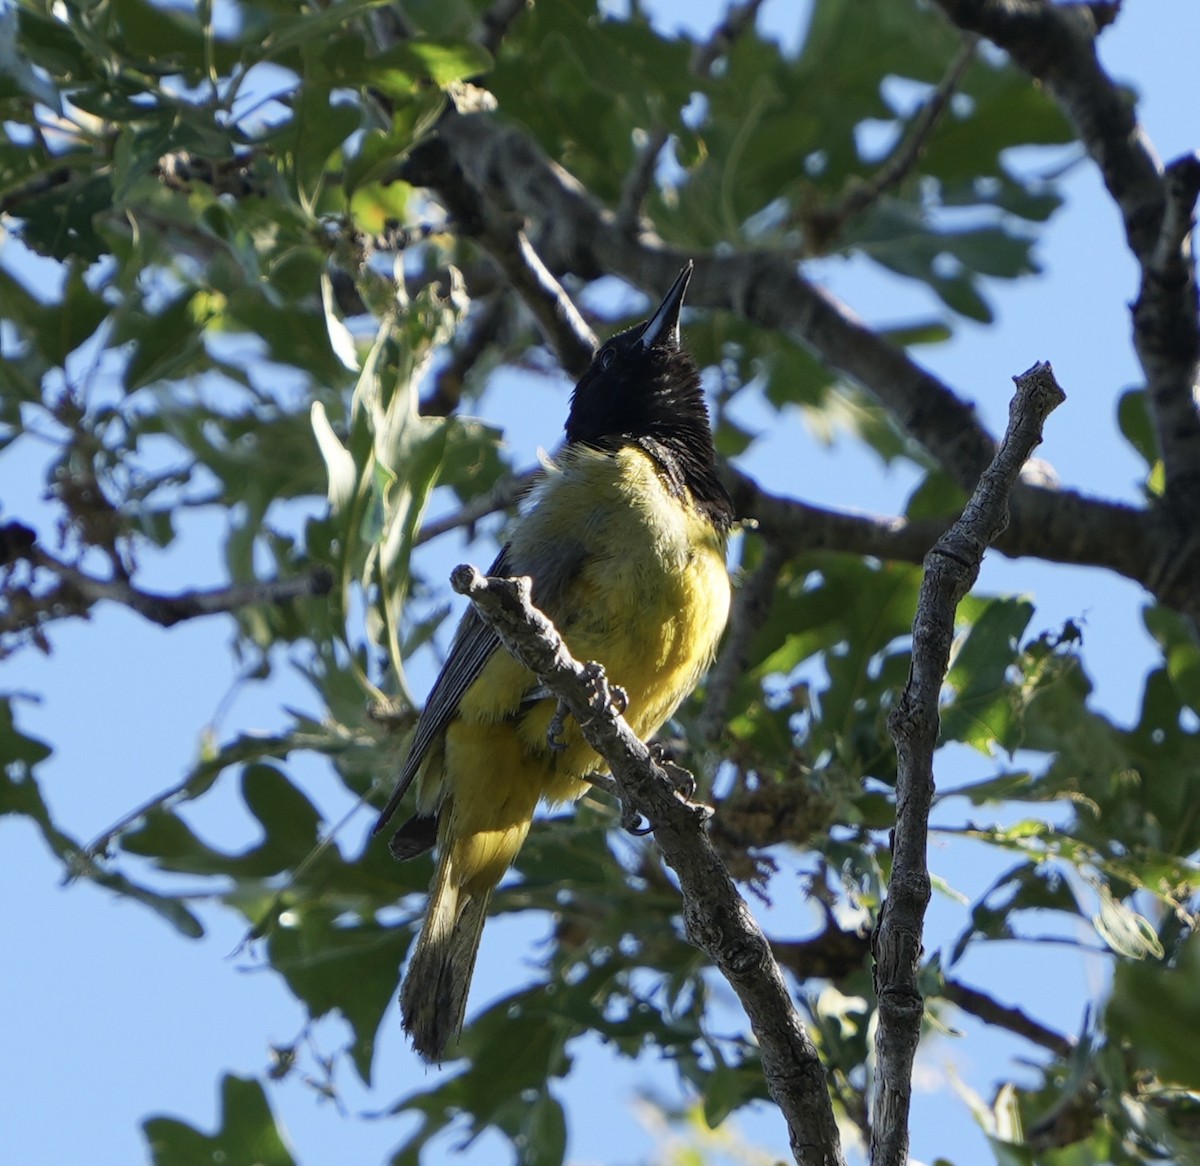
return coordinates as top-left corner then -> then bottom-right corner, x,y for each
426,444 -> 730,890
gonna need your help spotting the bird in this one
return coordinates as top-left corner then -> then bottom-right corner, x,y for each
373,262 -> 734,1063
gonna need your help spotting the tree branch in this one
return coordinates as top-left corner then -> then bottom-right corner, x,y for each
932,0 -> 1161,262
941,975 -> 1074,1059
1133,151 -> 1200,517
2,526 -> 332,632
427,110 -> 1001,487
397,100 -> 1200,614
410,458 -> 1180,620
930,2 -> 1200,521
727,470 -> 945,563
449,564 -> 846,1166
413,469 -> 536,546
870,361 -> 1066,1166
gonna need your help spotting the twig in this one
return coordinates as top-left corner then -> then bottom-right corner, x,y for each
14,535 -> 332,629
617,0 -> 767,230
400,137 -> 597,378
450,564 -> 846,1166
808,35 -> 979,249
422,292 -> 513,416
617,126 -> 671,231
475,210 -> 598,378
941,976 -> 1075,1058
870,361 -> 1066,1166
412,468 -> 536,546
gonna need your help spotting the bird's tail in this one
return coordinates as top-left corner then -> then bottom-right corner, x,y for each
400,846 -> 493,1063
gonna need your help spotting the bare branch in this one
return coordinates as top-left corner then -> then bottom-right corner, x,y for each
728,470 -> 944,563
772,924 -> 872,983
729,465 -> 1181,604
401,135 -> 598,377
450,564 -> 846,1166
871,361 -> 1066,1166
617,126 -> 671,232
427,112 -> 999,487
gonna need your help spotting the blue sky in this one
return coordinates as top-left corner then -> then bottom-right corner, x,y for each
3,1 -> 1199,1164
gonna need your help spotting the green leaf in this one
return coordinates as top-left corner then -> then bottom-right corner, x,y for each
1109,933 -> 1200,1088
905,470 -> 968,521
1119,387 -> 1161,468
110,0 -> 210,72
941,597 -> 1035,754
701,1055 -> 770,1126
0,263 -> 107,368
521,1089 -> 567,1166
399,38 -> 493,87
291,80 -> 361,205
263,0 -> 393,60
268,910 -> 409,1085
121,291 -> 206,390
143,1075 -> 296,1166
1144,605 -> 1200,715
0,697 -> 52,774
0,5 -> 62,111
10,168 -> 113,262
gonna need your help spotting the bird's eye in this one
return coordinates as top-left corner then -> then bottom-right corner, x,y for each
599,347 -> 617,370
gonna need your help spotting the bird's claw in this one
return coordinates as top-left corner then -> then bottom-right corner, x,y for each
621,804 -> 654,836
649,741 -> 698,801
581,660 -> 627,718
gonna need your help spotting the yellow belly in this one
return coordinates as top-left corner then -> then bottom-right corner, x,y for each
422,445 -> 730,894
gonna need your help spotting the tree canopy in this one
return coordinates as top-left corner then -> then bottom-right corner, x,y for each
3,0 -> 1200,1163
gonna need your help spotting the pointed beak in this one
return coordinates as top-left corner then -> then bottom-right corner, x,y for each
638,262 -> 693,350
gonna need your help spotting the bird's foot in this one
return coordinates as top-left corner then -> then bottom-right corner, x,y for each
648,741 -> 697,800
581,660 -> 628,718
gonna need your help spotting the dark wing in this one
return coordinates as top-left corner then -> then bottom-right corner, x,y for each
371,545 -> 512,835
372,524 -> 591,838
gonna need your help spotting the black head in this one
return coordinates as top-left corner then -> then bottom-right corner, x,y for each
565,264 -> 733,528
